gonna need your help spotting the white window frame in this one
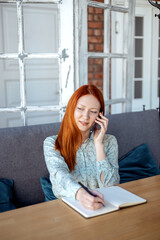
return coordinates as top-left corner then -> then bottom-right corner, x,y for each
0,0 -> 74,126
74,0 -> 135,113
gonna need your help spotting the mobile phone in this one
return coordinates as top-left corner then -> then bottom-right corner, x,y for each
90,122 -> 97,134
90,114 -> 101,136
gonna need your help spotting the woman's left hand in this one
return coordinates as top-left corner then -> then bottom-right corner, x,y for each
93,112 -> 108,145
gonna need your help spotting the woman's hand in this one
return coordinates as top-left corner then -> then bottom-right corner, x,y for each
93,112 -> 108,145
93,113 -> 108,163
75,187 -> 104,210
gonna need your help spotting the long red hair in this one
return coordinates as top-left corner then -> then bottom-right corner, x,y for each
55,85 -> 105,171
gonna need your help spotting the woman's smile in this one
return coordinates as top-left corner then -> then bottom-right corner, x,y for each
79,121 -> 89,126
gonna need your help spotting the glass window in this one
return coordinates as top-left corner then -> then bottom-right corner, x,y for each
0,1 -> 61,128
0,4 -> 18,53
27,111 -> 60,125
134,16 -> 144,100
134,80 -> 142,99
110,103 -> 124,114
111,12 -> 128,54
111,58 -> 125,99
88,58 -> 103,91
80,0 -> 134,113
88,7 -> 104,53
135,17 -> 143,36
135,39 -> 143,58
0,59 -> 20,108
0,112 -> 23,128
23,4 -> 58,53
134,60 -> 143,78
25,59 -> 59,106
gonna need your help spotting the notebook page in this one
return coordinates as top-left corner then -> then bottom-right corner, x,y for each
97,186 -> 147,208
62,197 -> 118,218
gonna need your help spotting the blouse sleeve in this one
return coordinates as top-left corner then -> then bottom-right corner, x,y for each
43,136 -> 80,199
96,135 -> 120,188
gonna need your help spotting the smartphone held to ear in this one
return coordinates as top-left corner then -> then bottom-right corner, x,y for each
90,114 -> 101,136
90,122 -> 100,133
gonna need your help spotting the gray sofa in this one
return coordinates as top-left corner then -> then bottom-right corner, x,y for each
0,109 -> 160,208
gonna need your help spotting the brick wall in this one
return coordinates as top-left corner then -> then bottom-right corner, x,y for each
88,0 -> 104,91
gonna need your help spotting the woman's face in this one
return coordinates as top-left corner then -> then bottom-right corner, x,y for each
74,94 -> 100,135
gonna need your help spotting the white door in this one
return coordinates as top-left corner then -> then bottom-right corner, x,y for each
133,5 -> 152,111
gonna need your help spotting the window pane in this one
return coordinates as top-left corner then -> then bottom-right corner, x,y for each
0,112 -> 23,128
135,39 -> 143,58
25,59 -> 59,106
23,4 -> 58,53
110,103 -> 124,114
0,4 -> 18,53
0,59 -> 20,108
111,58 -> 125,99
135,60 -> 143,78
135,17 -> 143,37
88,7 -> 104,52
27,111 -> 60,126
134,81 -> 142,99
88,58 -> 103,91
111,12 -> 128,54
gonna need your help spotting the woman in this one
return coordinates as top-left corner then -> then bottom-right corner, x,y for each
43,85 -> 120,210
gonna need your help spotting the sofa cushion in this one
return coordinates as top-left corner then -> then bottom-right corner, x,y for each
40,177 -> 57,201
0,179 -> 16,212
119,143 -> 160,184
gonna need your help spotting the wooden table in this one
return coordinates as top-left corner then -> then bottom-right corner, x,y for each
0,175 -> 160,240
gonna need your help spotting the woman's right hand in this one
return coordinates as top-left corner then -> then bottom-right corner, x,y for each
75,187 -> 104,210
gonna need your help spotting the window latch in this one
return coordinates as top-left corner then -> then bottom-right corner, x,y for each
60,48 -> 69,62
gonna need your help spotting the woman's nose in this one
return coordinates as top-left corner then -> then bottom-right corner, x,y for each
83,110 -> 89,119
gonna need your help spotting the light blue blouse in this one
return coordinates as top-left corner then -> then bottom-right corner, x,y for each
43,133 -> 120,199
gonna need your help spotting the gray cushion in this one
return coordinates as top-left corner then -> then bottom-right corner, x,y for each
107,110 -> 160,168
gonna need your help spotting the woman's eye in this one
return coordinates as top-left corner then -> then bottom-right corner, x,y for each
90,111 -> 97,114
77,107 -> 83,111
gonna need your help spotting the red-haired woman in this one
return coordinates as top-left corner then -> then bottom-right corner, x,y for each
44,85 -> 120,210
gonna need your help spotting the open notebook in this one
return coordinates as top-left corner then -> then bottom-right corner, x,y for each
62,186 -> 147,218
